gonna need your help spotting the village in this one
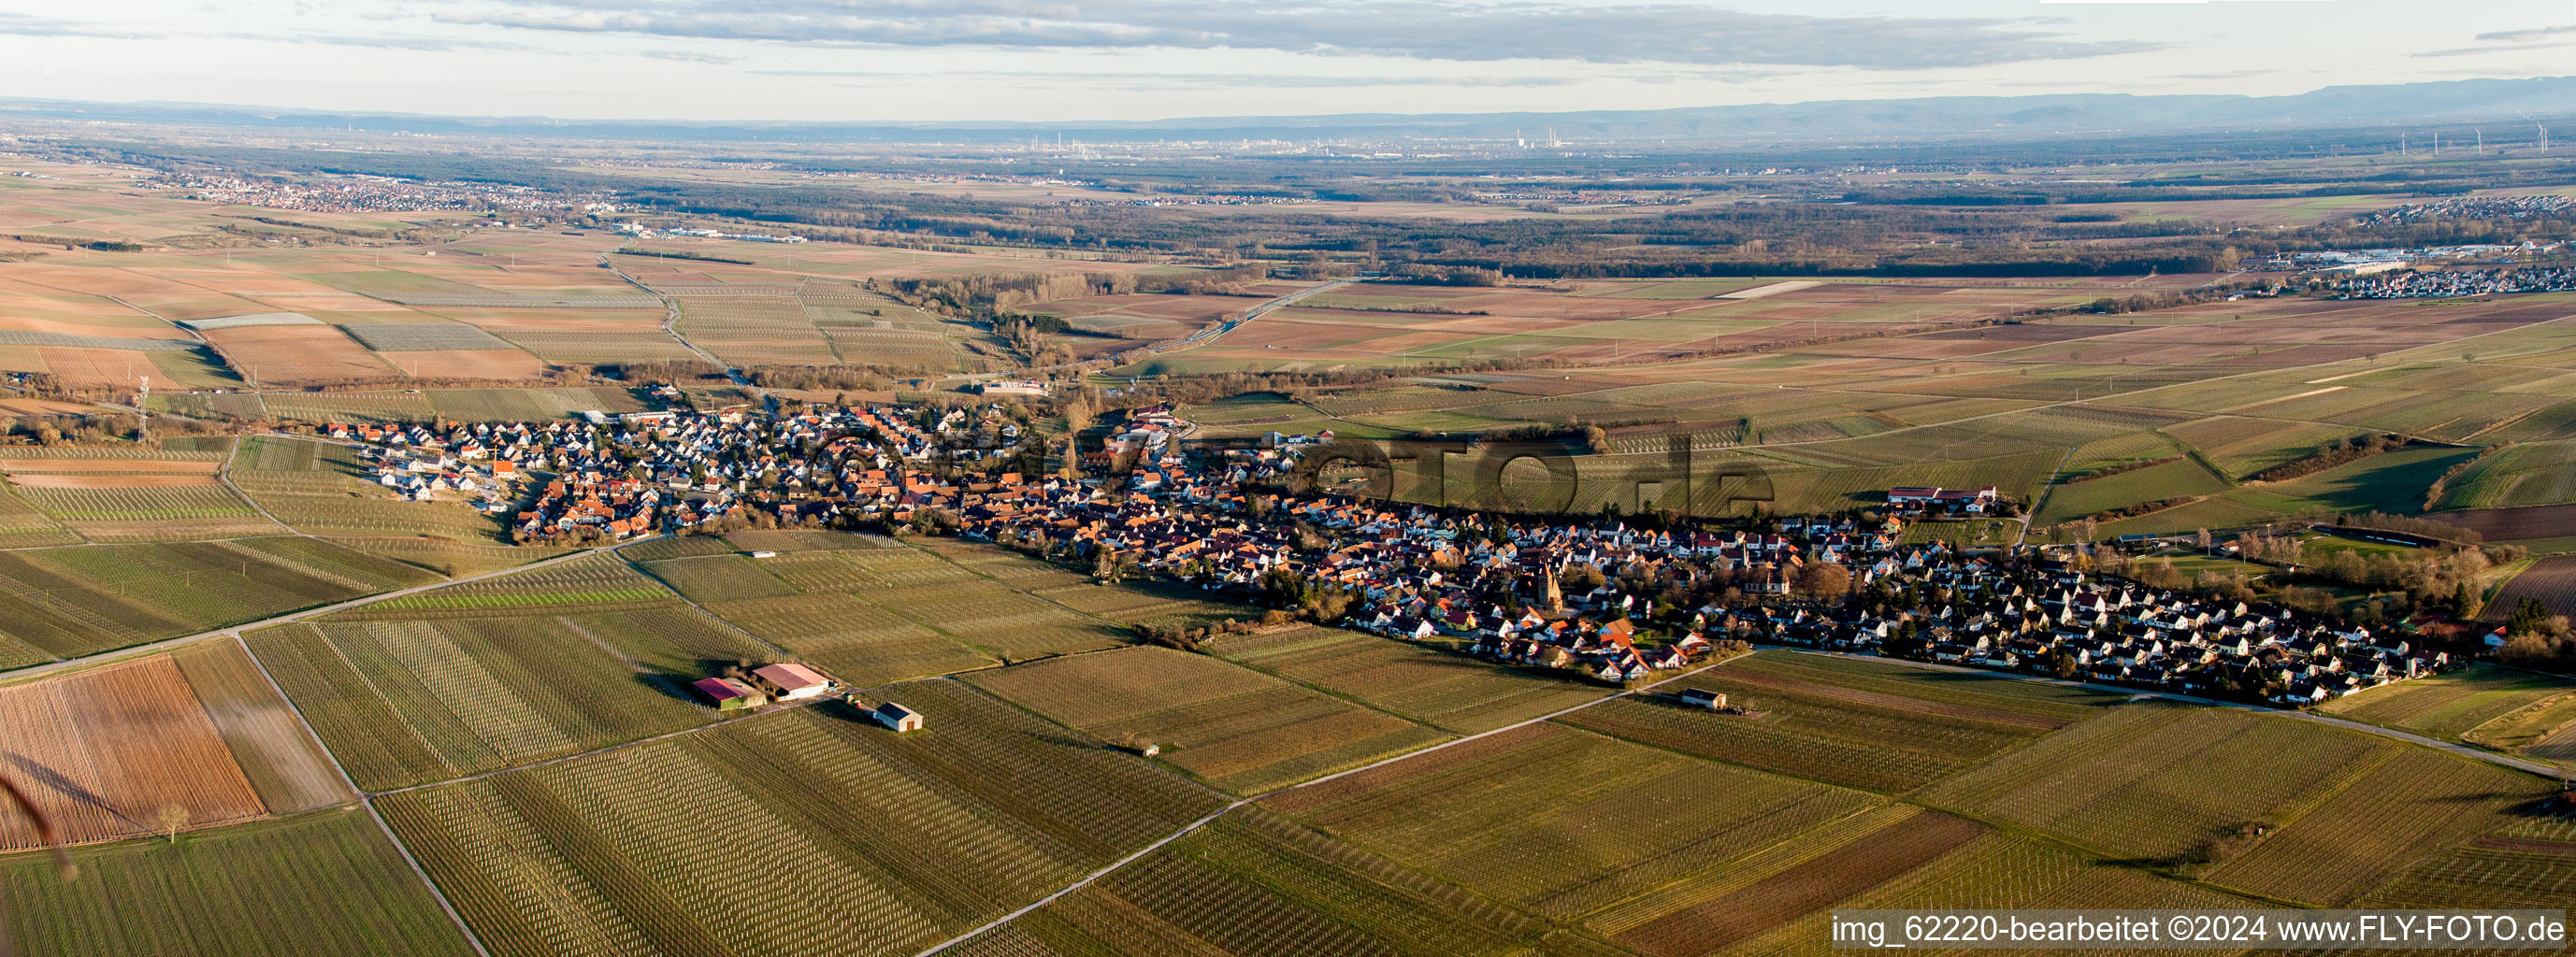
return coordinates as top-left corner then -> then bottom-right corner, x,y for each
329,396 -> 2464,709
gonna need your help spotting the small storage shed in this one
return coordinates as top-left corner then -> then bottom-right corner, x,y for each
1678,688 -> 1728,710
874,702 -> 923,733
693,677 -> 764,710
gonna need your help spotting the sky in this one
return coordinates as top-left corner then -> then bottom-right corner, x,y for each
4,0 -> 2573,123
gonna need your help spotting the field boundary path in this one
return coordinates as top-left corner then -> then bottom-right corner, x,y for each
1784,649 -> 2565,778
599,252 -> 755,387
949,278 -> 1355,387
911,646 -> 1763,957
1154,278 -> 1354,354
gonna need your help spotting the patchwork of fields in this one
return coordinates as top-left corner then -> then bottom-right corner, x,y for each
379,686 -> 1227,957
0,641 -> 349,851
7,578 -> 2569,957
4,162 -> 2575,957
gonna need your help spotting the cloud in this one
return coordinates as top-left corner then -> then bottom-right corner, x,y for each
241,33 -> 531,51
2414,38 -> 2576,59
0,13 -> 165,39
2474,24 -> 2576,42
756,67 -> 1578,87
640,47 -> 741,63
426,0 -> 2157,68
2421,21 -> 2576,57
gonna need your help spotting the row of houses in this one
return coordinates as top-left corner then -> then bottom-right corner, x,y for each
338,398 -> 2453,705
338,400 -> 1033,542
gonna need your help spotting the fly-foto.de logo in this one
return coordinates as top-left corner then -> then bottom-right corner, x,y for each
1281,435 -> 1777,517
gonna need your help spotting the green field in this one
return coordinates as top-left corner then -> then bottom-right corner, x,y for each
0,537 -> 440,662
2203,747 -> 2537,905
2100,445 -> 2480,536
1916,703 -> 2466,865
1562,651 -> 2120,793
2443,439 -> 2576,509
252,493 -> 510,543
246,603 -> 763,791
2033,456 -> 2231,525
1211,625 -> 1607,733
228,436 -> 388,496
966,646 -> 1452,793
2319,664 -> 2576,765
947,807 -> 1552,957
1265,722 -> 1881,920
0,808 -> 476,957
344,552 -> 669,616
2359,807 -> 2576,910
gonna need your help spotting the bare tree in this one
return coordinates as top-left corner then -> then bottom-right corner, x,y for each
157,804 -> 191,845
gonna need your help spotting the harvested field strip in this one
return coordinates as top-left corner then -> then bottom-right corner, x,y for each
1758,651 -> 2123,717
640,553 -> 799,602
2364,845 -> 2576,910
7,472 -> 218,487
326,536 -> 573,578
0,329 -> 194,350
0,654 -> 266,850
176,311 -> 324,330
1562,693 -> 2016,794
1710,659 -> 2085,731
0,458 -> 223,473
1263,722 -> 1879,918
2484,554 -> 2576,619
1030,580 -> 1244,628
256,390 -> 436,423
1587,803 -> 1921,936
1706,831 -> 2259,955
0,446 -> 229,461
950,807 -> 1546,957
0,540 -> 409,660
247,613 -> 719,792
380,688 -> 1225,957
252,494 -> 508,543
722,528 -> 902,552
19,483 -> 262,520
170,638 -> 356,814
1610,812 -> 1984,957
1210,625 -> 1605,734
344,553 -> 672,617
2317,664 -> 2576,742
2207,748 -> 2540,905
1916,703 -> 2394,862
0,807 -> 480,957
871,582 -> 1130,661
215,536 -> 445,593
965,646 -> 1453,794
700,593 -> 992,687
1560,652 -> 2108,793
616,534 -> 741,561
340,322 -> 519,351
373,293 -> 662,308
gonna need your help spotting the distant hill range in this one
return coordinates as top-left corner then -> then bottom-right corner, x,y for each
6,76 -> 2572,146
